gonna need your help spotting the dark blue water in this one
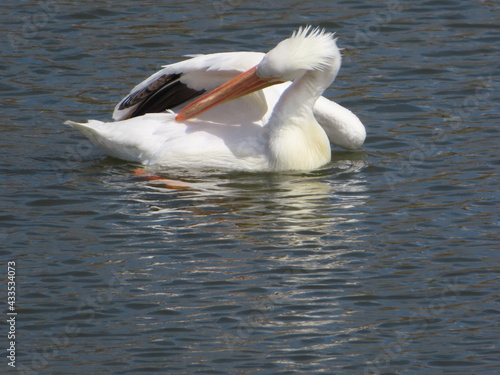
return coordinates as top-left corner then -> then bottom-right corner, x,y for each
2,1 -> 499,374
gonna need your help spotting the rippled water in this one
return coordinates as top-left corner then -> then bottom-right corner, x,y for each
2,1 -> 499,374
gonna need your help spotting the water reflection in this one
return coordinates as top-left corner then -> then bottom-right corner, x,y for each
86,160 -> 373,371
101,158 -> 370,253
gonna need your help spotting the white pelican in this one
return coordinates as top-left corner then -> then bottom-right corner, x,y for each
66,27 -> 365,172
111,38 -> 365,150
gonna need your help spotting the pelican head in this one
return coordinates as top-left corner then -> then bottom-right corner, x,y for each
256,26 -> 340,82
176,26 -> 340,122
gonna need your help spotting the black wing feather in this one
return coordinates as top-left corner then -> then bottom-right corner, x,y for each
117,73 -> 205,120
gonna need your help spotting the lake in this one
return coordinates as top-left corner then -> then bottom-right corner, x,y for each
1,1 -> 499,374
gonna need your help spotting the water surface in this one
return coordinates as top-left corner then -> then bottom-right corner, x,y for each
1,1 -> 499,374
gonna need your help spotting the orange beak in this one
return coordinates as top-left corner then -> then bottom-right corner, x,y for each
175,66 -> 281,122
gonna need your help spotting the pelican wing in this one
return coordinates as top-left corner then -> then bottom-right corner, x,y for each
113,52 -> 265,121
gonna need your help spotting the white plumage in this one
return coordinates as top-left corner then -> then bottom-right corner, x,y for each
67,27 -> 366,171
